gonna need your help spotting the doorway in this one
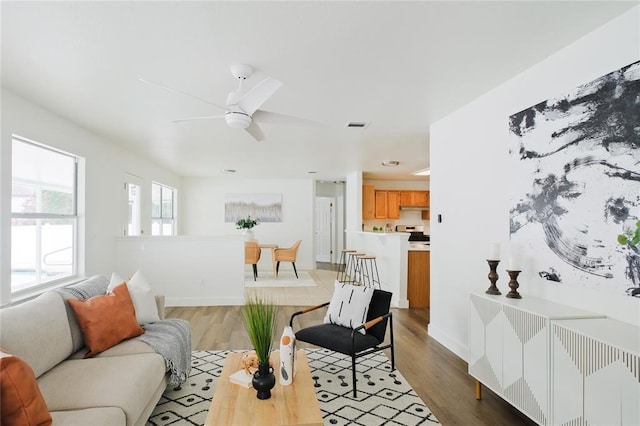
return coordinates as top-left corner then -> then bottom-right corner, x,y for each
123,173 -> 143,236
315,197 -> 333,262
314,181 -> 345,265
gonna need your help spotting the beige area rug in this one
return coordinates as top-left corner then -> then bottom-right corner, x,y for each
245,270 -> 317,288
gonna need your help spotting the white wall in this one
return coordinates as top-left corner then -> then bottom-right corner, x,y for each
429,7 -> 640,360
0,89 -> 180,304
180,177 -> 316,270
115,236 -> 244,306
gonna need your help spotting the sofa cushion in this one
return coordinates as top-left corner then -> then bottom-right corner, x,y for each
108,270 -> 160,324
0,291 -> 74,378
37,353 -> 166,426
68,339 -> 155,359
0,350 -> 53,426
68,283 -> 144,357
50,407 -> 125,426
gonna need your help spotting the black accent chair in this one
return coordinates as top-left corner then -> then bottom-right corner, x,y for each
289,289 -> 394,397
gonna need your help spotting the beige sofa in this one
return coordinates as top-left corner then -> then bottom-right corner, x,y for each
0,276 -> 170,426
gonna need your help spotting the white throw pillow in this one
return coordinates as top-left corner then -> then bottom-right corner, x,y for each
108,270 -> 160,324
323,281 -> 374,335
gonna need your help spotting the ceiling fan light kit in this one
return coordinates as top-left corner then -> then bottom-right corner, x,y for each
141,63 -> 320,142
225,110 -> 251,129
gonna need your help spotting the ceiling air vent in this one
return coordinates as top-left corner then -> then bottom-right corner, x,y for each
345,121 -> 369,128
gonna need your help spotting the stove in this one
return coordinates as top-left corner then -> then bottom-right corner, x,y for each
396,225 -> 430,243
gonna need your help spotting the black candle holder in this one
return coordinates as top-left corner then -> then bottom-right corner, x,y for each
485,260 -> 501,295
506,270 -> 522,299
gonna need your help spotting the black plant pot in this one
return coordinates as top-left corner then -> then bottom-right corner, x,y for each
252,362 -> 276,400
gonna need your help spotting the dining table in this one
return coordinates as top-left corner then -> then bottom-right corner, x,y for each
258,243 -> 279,278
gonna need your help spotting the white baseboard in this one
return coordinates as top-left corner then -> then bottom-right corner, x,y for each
395,298 -> 409,309
166,296 -> 245,307
427,323 -> 468,363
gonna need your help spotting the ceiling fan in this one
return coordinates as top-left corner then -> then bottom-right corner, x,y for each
140,64 -> 320,141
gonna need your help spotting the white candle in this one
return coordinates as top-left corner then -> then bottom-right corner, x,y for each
508,255 -> 521,270
488,243 -> 500,260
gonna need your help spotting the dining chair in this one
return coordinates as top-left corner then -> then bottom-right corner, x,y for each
273,240 -> 302,278
245,241 -> 262,281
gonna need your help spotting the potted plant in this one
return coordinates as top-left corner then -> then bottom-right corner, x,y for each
236,215 -> 259,241
241,294 -> 278,399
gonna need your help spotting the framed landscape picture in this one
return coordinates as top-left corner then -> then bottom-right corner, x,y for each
224,193 -> 282,223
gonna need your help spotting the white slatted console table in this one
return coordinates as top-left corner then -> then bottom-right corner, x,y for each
468,292 -> 605,425
552,318 -> 640,425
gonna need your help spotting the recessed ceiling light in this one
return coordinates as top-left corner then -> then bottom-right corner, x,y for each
221,169 -> 236,174
381,160 -> 400,166
412,168 -> 431,176
307,171 -> 317,174
345,121 -> 369,128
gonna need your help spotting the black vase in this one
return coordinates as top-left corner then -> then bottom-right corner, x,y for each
252,362 -> 276,400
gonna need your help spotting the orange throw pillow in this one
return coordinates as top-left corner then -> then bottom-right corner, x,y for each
68,283 -> 144,357
0,349 -> 53,426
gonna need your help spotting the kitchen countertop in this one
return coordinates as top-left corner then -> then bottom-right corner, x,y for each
408,244 -> 430,251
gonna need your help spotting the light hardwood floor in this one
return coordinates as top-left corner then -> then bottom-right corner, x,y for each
165,267 -> 535,425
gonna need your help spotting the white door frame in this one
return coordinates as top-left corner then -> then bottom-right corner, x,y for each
315,197 -> 333,263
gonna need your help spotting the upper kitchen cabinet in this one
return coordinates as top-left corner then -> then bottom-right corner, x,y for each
422,191 -> 430,220
413,191 -> 429,206
374,190 -> 400,220
399,190 -> 429,206
374,190 -> 387,219
363,185 -> 429,220
387,191 -> 400,219
363,184 -> 375,220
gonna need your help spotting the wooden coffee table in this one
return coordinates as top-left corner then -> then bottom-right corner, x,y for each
205,350 -> 323,426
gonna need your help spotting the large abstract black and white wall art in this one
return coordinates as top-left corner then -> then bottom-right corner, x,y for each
509,60 -> 640,297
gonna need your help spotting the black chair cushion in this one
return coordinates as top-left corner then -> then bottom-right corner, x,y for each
296,324 -> 382,355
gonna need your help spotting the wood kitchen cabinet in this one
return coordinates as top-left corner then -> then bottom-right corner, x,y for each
413,191 -> 428,206
374,191 -> 387,219
362,184 -> 375,220
422,190 -> 430,220
400,190 -> 429,206
400,191 -> 414,206
374,190 -> 400,219
363,186 -> 429,220
408,250 -> 430,308
387,191 -> 400,219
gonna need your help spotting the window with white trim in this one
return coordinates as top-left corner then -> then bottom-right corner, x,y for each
151,182 -> 176,236
11,137 -> 79,293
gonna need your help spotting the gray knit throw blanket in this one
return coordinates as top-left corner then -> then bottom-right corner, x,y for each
135,319 -> 192,386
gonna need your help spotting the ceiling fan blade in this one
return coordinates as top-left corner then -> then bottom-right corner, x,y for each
252,110 -> 327,128
139,78 -> 226,111
172,115 -> 225,123
236,77 -> 283,116
245,121 -> 265,141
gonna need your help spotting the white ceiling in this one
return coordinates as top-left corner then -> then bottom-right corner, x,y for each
2,1 -> 636,181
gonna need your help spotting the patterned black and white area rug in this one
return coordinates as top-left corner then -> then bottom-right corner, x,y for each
147,349 -> 440,426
